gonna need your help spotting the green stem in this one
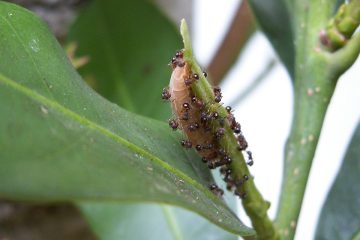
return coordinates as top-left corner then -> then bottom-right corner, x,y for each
181,19 -> 279,240
330,33 -> 360,74
322,0 -> 360,51
352,229 -> 360,240
276,1 -> 360,239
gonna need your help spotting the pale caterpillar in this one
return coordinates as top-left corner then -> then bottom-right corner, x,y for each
162,50 -> 252,197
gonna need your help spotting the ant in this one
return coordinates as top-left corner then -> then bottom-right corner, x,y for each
168,119 -> 178,130
161,88 -> 171,100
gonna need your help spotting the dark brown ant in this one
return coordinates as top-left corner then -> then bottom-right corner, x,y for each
182,102 -> 190,110
231,122 -> 241,134
196,100 -> 205,109
170,51 -> 185,68
209,183 -> 217,190
224,169 -> 232,182
227,113 -> 236,124
235,190 -> 247,199
175,51 -> 183,58
162,88 -> 171,100
224,177 -> 232,184
184,77 -> 193,86
243,174 -> 249,181
181,139 -> 192,149
215,95 -> 222,103
212,112 -> 219,119
225,106 -> 232,113
200,112 -> 209,123
181,111 -> 189,121
213,87 -> 221,94
226,181 -> 235,191
184,73 -> 200,86
246,150 -> 254,166
240,192 -> 247,199
220,166 -> 228,175
168,119 -> 178,130
202,144 -> 213,149
228,114 -> 239,131
191,96 -> 205,109
207,161 -> 217,169
170,57 -> 177,69
215,128 -> 225,139
177,61 -> 185,67
237,134 -> 248,150
209,183 -> 224,196
208,158 -> 229,169
195,145 -> 202,151
223,155 -> 232,164
188,125 -> 196,131
188,122 -> 199,132
213,87 -> 222,103
216,188 -> 224,197
170,57 -> 185,68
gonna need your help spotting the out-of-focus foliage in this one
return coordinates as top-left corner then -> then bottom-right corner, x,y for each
315,122 -> 360,240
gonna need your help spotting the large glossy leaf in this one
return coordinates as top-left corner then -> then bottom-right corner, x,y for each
80,203 -> 238,240
315,122 -> 360,239
0,2 -> 253,236
248,0 -> 295,78
67,1 -> 239,239
67,0 -> 181,121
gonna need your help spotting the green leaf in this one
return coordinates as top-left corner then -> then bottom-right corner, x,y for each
0,1 -> 254,236
67,0 -> 181,121
315,121 -> 360,239
67,1 -> 241,238
248,0 -> 295,78
80,203 -> 238,240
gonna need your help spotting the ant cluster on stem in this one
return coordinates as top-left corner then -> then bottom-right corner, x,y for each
162,50 -> 253,199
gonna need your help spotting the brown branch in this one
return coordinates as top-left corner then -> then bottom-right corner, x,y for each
207,0 -> 256,86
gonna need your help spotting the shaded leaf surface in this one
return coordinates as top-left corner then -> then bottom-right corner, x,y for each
315,122 -> 360,239
248,0 -> 294,78
0,2 -> 253,236
67,0 -> 181,121
81,203 -> 237,240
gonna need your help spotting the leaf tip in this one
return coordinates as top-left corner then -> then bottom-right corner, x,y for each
180,19 -> 192,58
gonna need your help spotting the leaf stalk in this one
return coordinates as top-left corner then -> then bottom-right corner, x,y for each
181,19 -> 279,240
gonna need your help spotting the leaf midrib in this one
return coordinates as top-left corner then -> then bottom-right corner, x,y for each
161,205 -> 184,240
0,73 -> 225,209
